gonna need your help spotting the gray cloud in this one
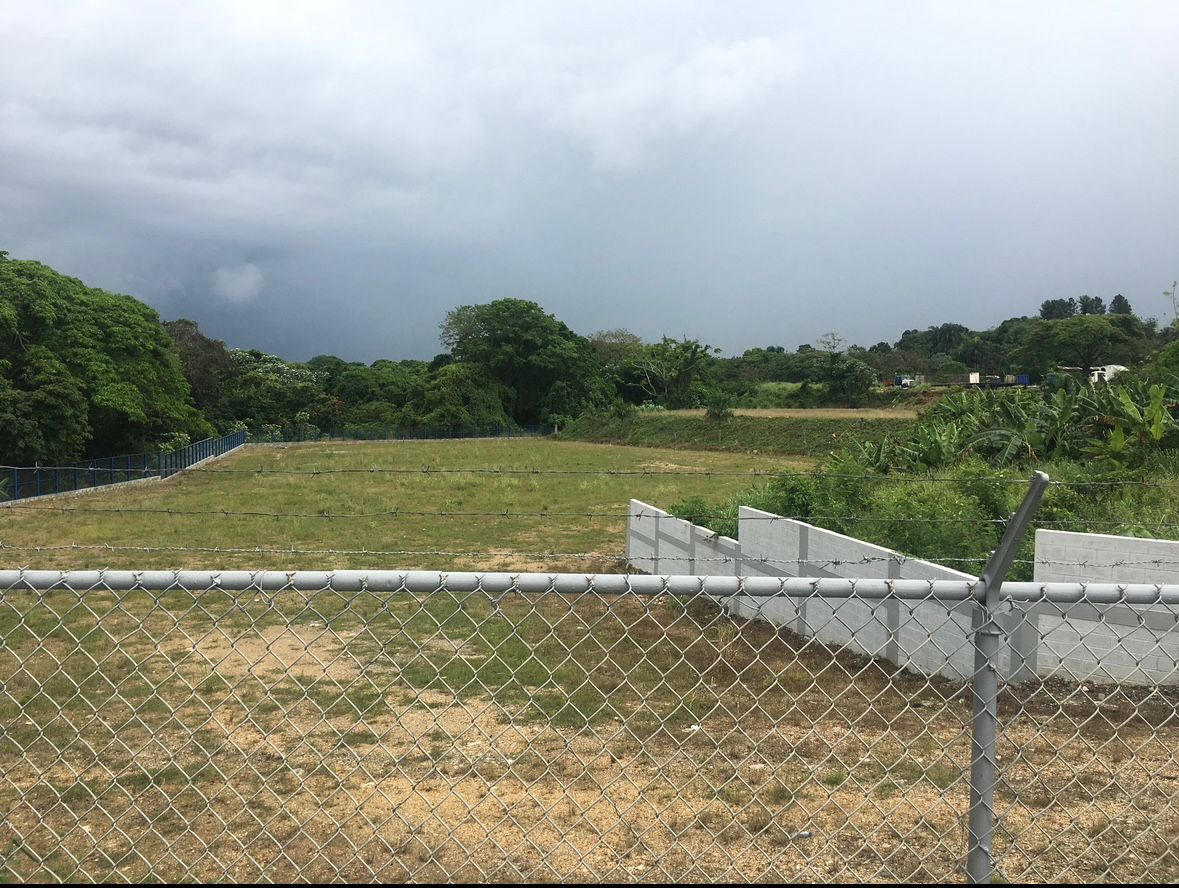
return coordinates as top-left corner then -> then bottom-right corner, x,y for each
211,264 -> 265,305
1,1 -> 1177,361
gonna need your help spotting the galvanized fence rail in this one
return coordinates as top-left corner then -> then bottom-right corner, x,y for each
0,567 -> 1176,883
1,432 -> 247,503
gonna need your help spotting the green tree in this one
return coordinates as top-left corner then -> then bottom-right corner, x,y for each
219,349 -> 326,431
1045,315 -> 1131,376
952,336 -> 1004,375
634,337 -> 717,408
440,298 -> 606,422
412,362 -> 514,428
823,354 -> 877,405
589,328 -> 644,368
0,257 -> 211,462
1109,294 -> 1133,315
164,318 -> 238,424
1040,298 -> 1077,320
928,323 -> 970,354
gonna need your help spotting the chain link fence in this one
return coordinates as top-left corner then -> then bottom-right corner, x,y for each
0,569 -> 1176,883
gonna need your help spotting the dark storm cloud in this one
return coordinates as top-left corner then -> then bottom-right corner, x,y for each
2,1 -> 1177,361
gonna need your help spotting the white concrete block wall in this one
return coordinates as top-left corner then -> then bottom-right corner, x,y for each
627,500 -> 739,601
725,508 -> 798,631
626,500 -> 664,575
1032,530 -> 1179,684
895,603 -> 980,681
735,510 -> 803,577
737,508 -> 978,679
626,504 -> 1179,685
1037,613 -> 1179,684
629,502 -> 983,680
1034,529 -> 1179,585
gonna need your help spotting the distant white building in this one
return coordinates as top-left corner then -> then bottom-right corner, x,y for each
1090,364 -> 1128,383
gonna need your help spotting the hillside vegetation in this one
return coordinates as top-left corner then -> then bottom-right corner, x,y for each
0,258 -> 212,463
558,409 -> 914,457
669,382 -> 1179,580
3,249 -> 1177,470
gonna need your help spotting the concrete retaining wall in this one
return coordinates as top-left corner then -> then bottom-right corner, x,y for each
1028,529 -> 1179,683
627,499 -> 998,681
626,503 -> 1179,685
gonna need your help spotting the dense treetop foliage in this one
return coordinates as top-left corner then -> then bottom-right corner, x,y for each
0,256 -> 212,463
2,250 -> 1177,466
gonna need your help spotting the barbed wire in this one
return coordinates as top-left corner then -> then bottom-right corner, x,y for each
2,503 -> 995,521
203,469 -> 1179,491
6,502 -> 1179,534
4,539 -> 1178,573
9,461 -> 1179,490
0,541 -> 627,561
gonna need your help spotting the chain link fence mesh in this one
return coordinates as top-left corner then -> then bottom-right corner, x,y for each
0,570 -> 1175,882
991,597 -> 1179,883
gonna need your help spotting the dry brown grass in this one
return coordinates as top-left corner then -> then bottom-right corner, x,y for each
0,589 -> 1175,883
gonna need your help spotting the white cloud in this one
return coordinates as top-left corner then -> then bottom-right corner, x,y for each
211,263 -> 264,305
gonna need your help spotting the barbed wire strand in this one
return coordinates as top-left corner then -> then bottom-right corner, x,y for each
7,502 -> 1179,533
6,540 -> 1179,572
8,461 -> 1179,489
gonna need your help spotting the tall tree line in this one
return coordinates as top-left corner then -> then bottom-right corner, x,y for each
2,250 -> 1176,463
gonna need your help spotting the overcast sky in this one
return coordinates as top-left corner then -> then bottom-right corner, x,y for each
2,1 -> 1177,362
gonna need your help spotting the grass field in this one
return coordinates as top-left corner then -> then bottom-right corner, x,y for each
1,439 -> 1176,881
1,578 -> 1174,882
557,411 -> 915,456
0,439 -> 806,572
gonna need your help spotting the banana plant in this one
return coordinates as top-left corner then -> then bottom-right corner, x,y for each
1086,383 -> 1177,465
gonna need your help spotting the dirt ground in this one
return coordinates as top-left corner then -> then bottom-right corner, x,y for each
0,592 -> 1176,883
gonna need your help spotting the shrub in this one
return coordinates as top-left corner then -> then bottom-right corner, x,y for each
705,392 -> 734,423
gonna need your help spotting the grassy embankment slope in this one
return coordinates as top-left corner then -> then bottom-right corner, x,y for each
0,439 -> 805,572
558,408 -> 917,457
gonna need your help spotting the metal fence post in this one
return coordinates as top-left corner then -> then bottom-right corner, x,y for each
966,470 -> 1050,884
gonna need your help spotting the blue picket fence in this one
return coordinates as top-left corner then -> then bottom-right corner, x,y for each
1,431 -> 247,502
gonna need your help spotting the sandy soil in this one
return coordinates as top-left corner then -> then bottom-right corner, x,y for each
0,598 -> 1175,883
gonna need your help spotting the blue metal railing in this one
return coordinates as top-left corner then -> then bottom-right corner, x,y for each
1,431 -> 247,502
1,425 -> 555,501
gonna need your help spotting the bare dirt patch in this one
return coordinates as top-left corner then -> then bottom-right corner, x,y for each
168,623 -> 360,682
2,594 -> 1177,883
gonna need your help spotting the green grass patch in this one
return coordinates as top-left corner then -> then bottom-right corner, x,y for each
559,412 -> 913,457
0,438 -> 787,572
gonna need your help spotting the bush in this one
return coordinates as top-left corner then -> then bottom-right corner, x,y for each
705,392 -> 734,423
158,431 -> 191,453
735,381 -> 828,409
824,355 -> 876,406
